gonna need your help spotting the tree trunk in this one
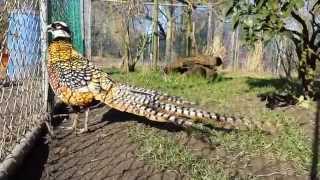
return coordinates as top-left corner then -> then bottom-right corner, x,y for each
231,29 -> 236,70
191,22 -> 197,55
186,8 -> 192,57
231,26 -> 239,70
207,4 -> 213,48
247,39 -> 263,72
297,47 -> 317,98
98,39 -> 103,57
212,15 -> 225,64
121,20 -> 131,73
152,0 -> 159,70
128,63 -> 135,72
165,1 -> 174,64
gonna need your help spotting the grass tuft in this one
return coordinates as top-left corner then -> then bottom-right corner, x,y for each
128,126 -> 229,180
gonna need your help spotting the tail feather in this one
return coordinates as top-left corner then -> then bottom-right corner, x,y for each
102,93 -> 197,128
128,86 -> 271,132
96,84 -> 271,133
118,83 -> 195,105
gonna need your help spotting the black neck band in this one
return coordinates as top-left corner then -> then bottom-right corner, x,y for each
52,37 -> 72,42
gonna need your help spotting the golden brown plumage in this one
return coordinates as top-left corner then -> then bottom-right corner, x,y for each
0,48 -> 9,81
47,21 -> 268,134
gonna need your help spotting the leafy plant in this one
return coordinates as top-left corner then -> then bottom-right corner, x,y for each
227,0 -> 320,98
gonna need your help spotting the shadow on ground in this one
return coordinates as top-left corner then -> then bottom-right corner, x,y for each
9,130 -> 49,180
246,77 -> 293,90
246,77 -> 301,109
100,109 -> 182,133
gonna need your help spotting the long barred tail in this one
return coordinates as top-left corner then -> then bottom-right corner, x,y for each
94,84 -> 273,134
118,83 -> 195,106
98,93 -> 211,132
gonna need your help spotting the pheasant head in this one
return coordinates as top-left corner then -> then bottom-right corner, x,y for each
47,21 -> 73,63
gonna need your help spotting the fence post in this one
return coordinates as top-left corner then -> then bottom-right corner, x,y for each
40,0 -> 49,113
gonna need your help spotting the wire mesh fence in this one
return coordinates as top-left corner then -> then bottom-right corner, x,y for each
0,0 -> 47,162
0,0 -> 301,166
91,1 -> 298,74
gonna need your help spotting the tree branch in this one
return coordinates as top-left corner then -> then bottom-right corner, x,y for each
159,8 -> 168,21
176,0 -> 197,9
311,0 -> 320,12
281,27 -> 302,38
291,11 -> 309,42
316,39 -> 320,50
309,10 -> 320,45
133,35 -> 150,64
145,15 -> 166,39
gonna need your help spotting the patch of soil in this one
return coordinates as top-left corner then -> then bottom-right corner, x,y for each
39,107 -> 188,180
14,101 -> 315,180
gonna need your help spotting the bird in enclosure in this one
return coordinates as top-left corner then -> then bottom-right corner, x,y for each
47,21 -> 270,134
0,48 -> 9,81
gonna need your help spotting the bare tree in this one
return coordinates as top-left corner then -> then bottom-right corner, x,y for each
165,0 -> 174,63
110,0 -> 148,72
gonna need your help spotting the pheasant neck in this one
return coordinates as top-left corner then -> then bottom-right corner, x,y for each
48,39 -> 73,64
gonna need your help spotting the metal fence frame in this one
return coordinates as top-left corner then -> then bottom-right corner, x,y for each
0,0 -> 49,178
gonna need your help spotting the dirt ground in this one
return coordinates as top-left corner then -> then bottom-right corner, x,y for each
12,105 -> 191,180
9,100 -> 314,180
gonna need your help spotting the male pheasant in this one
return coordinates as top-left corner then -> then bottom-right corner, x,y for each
47,21 -> 264,134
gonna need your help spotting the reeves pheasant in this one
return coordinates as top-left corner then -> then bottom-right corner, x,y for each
47,21 -> 265,134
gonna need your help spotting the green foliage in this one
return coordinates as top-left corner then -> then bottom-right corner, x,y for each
226,0 -> 305,44
227,0 -> 320,97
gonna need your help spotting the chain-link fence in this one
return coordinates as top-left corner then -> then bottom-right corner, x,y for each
91,1 -> 297,74
0,0 -> 300,171
0,0 -> 47,164
91,1 -> 235,66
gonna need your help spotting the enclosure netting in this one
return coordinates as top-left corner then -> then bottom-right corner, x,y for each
91,1 -> 297,74
0,0 -> 46,162
48,0 -> 84,54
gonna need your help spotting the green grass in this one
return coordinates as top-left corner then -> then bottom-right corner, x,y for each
128,126 -> 229,180
111,69 -> 314,178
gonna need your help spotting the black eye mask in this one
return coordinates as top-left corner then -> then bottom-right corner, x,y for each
61,26 -> 71,35
53,23 -> 71,35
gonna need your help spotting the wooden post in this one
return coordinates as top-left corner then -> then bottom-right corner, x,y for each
40,0 -> 49,112
83,0 -> 92,60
